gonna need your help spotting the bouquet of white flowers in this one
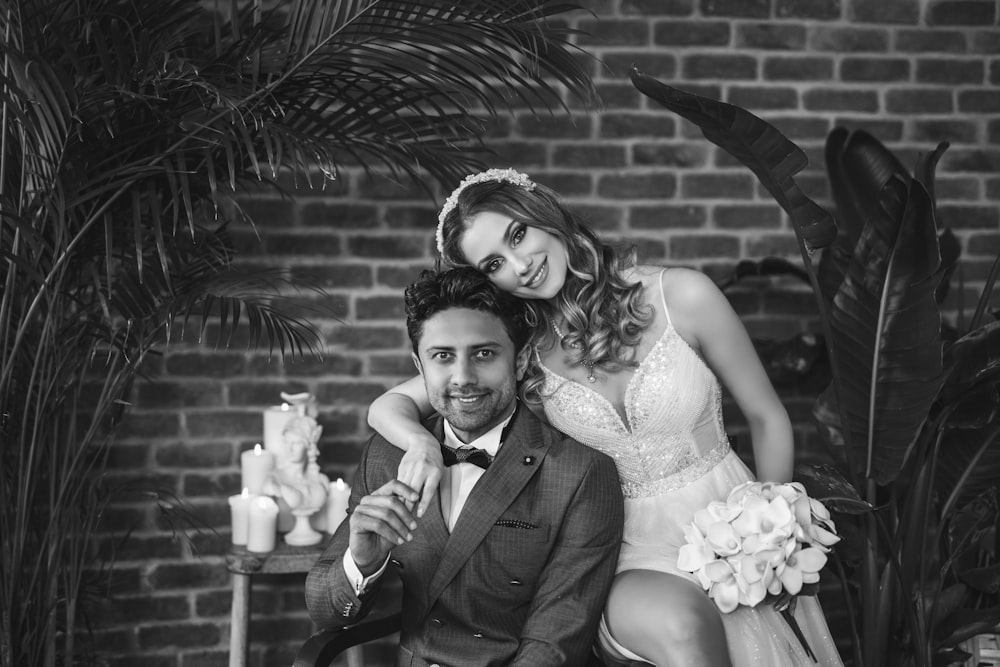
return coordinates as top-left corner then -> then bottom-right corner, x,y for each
677,480 -> 840,660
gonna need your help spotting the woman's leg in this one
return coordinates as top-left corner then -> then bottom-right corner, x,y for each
604,569 -> 733,667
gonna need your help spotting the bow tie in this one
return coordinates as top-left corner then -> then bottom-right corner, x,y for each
441,444 -> 493,470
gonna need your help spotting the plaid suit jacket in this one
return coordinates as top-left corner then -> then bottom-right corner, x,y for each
305,405 -> 624,667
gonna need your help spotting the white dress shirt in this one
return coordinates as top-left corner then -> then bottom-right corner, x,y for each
343,410 -> 515,594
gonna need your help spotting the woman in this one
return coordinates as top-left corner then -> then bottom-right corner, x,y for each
368,168 -> 843,666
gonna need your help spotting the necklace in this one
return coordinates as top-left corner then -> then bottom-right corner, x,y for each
550,318 -> 597,383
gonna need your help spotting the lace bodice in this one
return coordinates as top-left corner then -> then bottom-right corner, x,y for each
539,279 -> 730,499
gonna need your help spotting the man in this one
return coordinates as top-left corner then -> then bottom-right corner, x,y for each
306,267 -> 624,666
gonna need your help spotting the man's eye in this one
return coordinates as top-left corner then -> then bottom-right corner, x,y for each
476,350 -> 495,360
432,352 -> 452,361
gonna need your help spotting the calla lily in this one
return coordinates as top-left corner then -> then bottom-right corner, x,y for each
777,547 -> 828,595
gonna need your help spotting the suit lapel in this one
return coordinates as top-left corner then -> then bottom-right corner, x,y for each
426,407 -> 550,606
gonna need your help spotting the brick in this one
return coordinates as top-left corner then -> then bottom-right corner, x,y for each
116,413 -> 181,439
346,234 -> 426,259
299,202 -> 377,228
850,0 -> 920,23
290,263 -> 372,289
926,0 -> 996,26
356,176 -> 426,199
700,0 -> 771,18
575,18 -> 651,46
840,57 -> 910,82
553,144 -> 628,168
103,595 -> 190,624
763,56 -> 835,81
630,204 -> 707,229
235,197 -> 295,228
329,325 -> 407,350
228,381 -> 310,406
916,58 -> 985,84
376,264 -> 434,290
138,622 -> 221,649
736,23 -> 808,50
912,119 -> 978,144
985,176 -> 1000,196
885,89 -> 954,114
597,173 -> 677,199
653,20 -> 731,46
936,204 -> 1000,228
275,353 -> 364,376
959,89 -> 1000,112
764,115 -> 832,141
621,0 -> 694,14
809,27 -> 889,52
316,381 -> 393,406
382,205 -> 437,231
567,205 -> 623,231
601,53 -> 678,80
989,119 -> 1000,143
714,205 -> 782,229
896,28 -> 969,52
102,533 -> 185,561
369,353 -> 418,376
934,176 -> 981,200
727,86 -> 799,110
970,30 -> 1000,54
137,381 -> 223,409
622,236 -> 669,262
484,141 -> 548,168
775,0 -> 842,20
804,88 -> 879,112
671,234 -> 741,258
683,54 -> 757,80
748,234 -> 804,257
595,82 -> 645,109
540,173 -> 596,197
516,115 -> 593,139
266,232 -> 342,256
942,148 -> 1000,172
355,295 -> 405,320
632,143 -> 710,168
600,113 -> 677,139
992,61 -> 1000,84
107,443 -> 150,469
681,173 -> 755,198
186,411 -> 260,438
965,232 -> 1000,256
155,442 -> 231,468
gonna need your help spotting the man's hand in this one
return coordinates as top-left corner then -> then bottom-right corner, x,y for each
397,433 -> 444,518
349,479 -> 420,574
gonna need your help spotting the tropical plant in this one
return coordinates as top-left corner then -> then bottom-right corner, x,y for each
631,68 -> 1000,667
0,1 -> 597,664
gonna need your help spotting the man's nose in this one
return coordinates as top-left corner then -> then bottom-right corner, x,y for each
450,358 -> 477,385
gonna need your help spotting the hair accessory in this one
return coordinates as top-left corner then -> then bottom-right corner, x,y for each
436,168 -> 535,255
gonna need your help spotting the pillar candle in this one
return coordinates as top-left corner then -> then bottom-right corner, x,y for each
263,403 -> 294,457
228,488 -> 252,546
240,443 -> 274,495
326,477 -> 351,534
246,495 -> 279,553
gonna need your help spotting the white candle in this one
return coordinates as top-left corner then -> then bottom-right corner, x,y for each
263,403 -> 294,459
246,495 -> 279,553
228,488 -> 252,545
326,478 -> 351,534
240,443 -> 274,495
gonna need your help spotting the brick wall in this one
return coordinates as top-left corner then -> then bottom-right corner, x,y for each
94,0 -> 1000,665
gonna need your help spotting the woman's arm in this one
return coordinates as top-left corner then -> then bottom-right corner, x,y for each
367,375 -> 443,517
664,269 -> 794,483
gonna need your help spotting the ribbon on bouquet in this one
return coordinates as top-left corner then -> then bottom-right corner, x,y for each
774,595 -> 817,663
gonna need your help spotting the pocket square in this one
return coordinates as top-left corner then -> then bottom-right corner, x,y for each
495,519 -> 539,529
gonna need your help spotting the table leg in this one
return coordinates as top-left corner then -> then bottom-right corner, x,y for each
230,571 -> 251,667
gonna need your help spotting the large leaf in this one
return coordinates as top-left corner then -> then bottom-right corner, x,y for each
814,175 -> 945,484
630,67 -> 836,259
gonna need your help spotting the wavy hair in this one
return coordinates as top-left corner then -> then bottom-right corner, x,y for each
438,179 -> 653,402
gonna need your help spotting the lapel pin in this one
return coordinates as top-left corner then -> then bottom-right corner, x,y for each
523,455 -> 534,465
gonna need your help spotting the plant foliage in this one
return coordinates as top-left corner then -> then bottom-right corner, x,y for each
632,67 -> 1000,667
0,1 -> 597,664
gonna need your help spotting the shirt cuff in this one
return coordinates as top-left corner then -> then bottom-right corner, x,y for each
343,548 -> 390,596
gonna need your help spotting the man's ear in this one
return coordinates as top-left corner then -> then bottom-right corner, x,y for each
514,345 -> 530,381
411,352 -> 424,377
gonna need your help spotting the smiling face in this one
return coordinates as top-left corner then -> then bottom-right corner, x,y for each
458,210 -> 568,301
412,306 -> 528,443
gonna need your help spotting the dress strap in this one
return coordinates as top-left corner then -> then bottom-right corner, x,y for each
658,268 -> 672,327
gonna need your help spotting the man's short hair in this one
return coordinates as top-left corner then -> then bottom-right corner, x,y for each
404,267 -> 532,353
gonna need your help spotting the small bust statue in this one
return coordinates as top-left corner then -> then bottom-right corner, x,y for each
265,415 -> 329,515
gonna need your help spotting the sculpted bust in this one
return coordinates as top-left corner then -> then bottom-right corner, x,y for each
265,415 -> 329,520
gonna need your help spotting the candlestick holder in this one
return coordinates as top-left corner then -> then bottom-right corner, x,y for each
284,507 -> 323,546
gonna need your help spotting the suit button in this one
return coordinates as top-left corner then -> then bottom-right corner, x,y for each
390,558 -> 404,569
509,579 -> 522,586
473,632 -> 484,638
431,618 -> 444,627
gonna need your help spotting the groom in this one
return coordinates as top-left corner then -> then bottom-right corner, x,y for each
306,267 -> 624,666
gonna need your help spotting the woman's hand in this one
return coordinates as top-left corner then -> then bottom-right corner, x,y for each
396,432 -> 444,517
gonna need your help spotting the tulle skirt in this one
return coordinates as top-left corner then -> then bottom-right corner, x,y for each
597,450 -> 844,666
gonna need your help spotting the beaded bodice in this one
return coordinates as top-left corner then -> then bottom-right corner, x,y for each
539,308 -> 730,500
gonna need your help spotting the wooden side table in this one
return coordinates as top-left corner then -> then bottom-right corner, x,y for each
226,539 -> 363,667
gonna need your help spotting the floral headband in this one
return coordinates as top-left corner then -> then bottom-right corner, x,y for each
436,168 -> 536,255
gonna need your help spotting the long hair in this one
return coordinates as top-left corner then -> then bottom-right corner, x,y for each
438,180 -> 653,401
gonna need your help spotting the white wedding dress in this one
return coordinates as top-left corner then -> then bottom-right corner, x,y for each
538,276 -> 844,666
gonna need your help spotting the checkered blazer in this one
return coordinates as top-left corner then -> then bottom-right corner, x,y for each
305,405 -> 624,667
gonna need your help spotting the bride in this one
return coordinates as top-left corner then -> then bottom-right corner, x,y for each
367,169 -> 844,666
